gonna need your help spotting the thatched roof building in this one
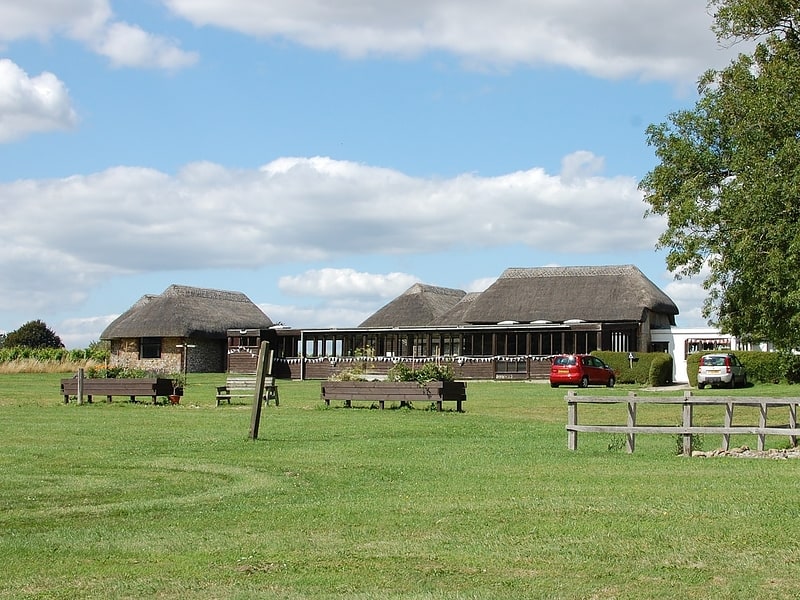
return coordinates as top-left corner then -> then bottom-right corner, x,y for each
429,292 -> 482,326
358,283 -> 466,328
102,284 -> 272,340
458,265 -> 678,325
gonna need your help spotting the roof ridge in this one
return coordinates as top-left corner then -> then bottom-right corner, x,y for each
500,265 -> 638,279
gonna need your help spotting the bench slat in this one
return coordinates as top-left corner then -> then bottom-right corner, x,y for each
216,376 -> 279,406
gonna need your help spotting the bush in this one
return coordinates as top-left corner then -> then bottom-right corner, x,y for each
686,350 -> 789,387
0,346 -> 110,364
387,362 -> 454,383
593,351 -> 671,386
648,353 -> 674,387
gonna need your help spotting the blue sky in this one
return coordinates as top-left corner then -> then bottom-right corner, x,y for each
0,1 -> 739,348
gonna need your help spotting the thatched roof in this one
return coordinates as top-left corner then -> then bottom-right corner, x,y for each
429,292 -> 482,326
458,265 -> 679,325
359,283 -> 467,327
101,284 -> 273,340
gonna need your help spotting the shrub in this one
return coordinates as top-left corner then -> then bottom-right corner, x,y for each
593,351 -> 670,385
648,353 -> 674,386
686,350 -> 787,387
387,362 -> 454,383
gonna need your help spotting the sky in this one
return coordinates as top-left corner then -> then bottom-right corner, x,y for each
0,0 -> 742,348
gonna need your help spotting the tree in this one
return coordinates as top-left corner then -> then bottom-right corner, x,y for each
4,320 -> 64,349
640,0 -> 800,349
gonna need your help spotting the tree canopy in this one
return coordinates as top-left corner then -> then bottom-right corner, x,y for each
640,0 -> 800,349
4,320 -> 64,349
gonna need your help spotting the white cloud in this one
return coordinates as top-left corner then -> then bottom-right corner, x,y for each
258,302 -> 375,329
662,271 -> 712,328
0,154 -> 664,314
0,59 -> 77,142
560,150 -> 605,184
278,268 -> 419,299
466,277 -> 496,293
164,0 -> 737,83
89,22 -> 198,70
57,314 -> 118,348
0,0 -> 196,70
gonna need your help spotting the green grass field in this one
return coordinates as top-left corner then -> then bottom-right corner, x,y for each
1,374 -> 799,599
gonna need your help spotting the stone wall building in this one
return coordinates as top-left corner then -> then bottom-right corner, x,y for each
101,285 -> 273,373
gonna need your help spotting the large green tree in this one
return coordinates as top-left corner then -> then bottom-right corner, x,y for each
4,320 -> 64,349
641,0 -> 800,349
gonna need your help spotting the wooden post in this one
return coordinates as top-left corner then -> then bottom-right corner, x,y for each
77,368 -> 84,405
790,402 -> 798,448
626,392 -> 637,453
249,341 -> 271,440
723,402 -> 733,451
758,402 -> 767,451
567,390 -> 578,450
682,391 -> 694,456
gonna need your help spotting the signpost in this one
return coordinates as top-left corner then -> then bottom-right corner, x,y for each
249,341 -> 273,440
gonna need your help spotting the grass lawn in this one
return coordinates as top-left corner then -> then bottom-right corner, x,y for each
1,374 -> 799,599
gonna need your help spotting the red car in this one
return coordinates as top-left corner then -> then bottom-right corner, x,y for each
549,354 -> 616,388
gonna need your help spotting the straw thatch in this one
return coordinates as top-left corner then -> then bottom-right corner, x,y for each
101,284 -> 273,340
429,292 -> 482,326
458,265 -> 678,324
358,283 -> 466,327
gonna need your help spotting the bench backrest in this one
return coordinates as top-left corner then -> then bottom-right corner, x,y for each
226,376 -> 275,389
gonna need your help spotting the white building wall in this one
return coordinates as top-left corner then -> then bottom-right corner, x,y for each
651,328 -> 736,383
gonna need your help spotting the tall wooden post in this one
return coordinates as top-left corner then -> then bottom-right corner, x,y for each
567,390 -> 578,450
77,368 -> 84,405
249,341 -> 272,440
626,392 -> 637,453
682,391 -> 694,456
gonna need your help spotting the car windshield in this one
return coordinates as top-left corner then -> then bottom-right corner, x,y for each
554,356 -> 576,366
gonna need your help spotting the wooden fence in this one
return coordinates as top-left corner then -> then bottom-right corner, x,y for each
566,391 -> 800,456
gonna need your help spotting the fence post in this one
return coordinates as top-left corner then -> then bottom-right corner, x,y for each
626,392 -> 637,453
682,390 -> 693,456
723,402 -> 733,451
567,390 -> 578,451
758,402 -> 767,451
790,402 -> 798,448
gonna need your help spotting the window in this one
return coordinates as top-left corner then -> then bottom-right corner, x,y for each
496,359 -> 526,374
141,337 -> 161,359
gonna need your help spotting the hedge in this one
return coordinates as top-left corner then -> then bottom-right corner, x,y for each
0,347 -> 109,363
593,351 -> 674,387
686,351 -> 800,387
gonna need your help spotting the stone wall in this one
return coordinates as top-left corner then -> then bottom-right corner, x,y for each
109,337 -> 226,373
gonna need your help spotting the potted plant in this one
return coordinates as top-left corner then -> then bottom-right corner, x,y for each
169,373 -> 186,405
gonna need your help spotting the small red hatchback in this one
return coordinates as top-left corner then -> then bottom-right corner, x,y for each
549,354 -> 616,388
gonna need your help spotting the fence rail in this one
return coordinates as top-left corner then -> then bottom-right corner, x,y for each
566,391 -> 800,455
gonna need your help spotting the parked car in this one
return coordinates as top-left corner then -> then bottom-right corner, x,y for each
550,354 -> 616,388
697,353 -> 747,389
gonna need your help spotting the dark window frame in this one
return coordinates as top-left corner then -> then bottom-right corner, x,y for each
141,337 -> 162,359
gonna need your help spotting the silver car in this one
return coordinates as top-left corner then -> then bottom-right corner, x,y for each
697,353 -> 747,389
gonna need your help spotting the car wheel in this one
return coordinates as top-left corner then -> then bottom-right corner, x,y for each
550,383 -> 559,388
698,382 -> 705,390
579,376 -> 589,388
607,376 -> 616,388
742,375 -> 747,387
729,377 -> 736,389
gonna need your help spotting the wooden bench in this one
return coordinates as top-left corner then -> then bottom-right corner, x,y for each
216,375 -> 279,406
320,381 -> 466,412
60,377 -> 174,404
